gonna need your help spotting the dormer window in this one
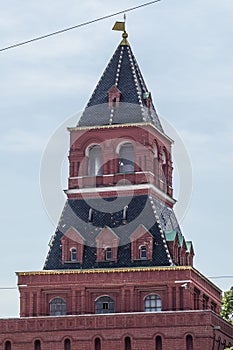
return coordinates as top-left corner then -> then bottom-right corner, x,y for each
70,247 -> 77,261
105,247 -> 112,261
140,245 -> 147,259
108,85 -> 121,108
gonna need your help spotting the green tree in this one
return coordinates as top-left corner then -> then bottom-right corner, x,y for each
221,286 -> 233,324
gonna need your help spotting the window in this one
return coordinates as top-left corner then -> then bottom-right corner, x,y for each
119,143 -> 134,173
193,288 -> 200,310
34,340 -> 41,350
70,248 -> 77,261
95,296 -> 114,314
155,336 -> 162,350
161,150 -> 167,182
50,297 -> 66,316
144,294 -> 162,312
153,144 -> 158,179
64,338 -> 71,350
211,301 -> 217,313
125,337 -> 131,350
88,145 -> 102,176
105,247 -> 112,261
202,295 -> 209,310
5,341 -> 11,350
186,335 -> 193,350
140,245 -> 147,259
95,337 -> 101,350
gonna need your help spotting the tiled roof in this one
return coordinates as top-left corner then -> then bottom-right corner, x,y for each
44,194 -> 180,270
78,41 -> 163,131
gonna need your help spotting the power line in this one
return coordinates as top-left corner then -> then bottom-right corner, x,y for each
208,276 -> 233,280
0,0 -> 162,53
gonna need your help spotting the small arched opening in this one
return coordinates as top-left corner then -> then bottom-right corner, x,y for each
95,337 -> 101,350
124,336 -> 131,350
5,341 -> 11,350
34,339 -> 41,350
186,334 -> 193,350
64,338 -> 71,350
155,336 -> 162,350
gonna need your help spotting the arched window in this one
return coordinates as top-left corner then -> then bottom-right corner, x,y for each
140,245 -> 147,259
161,150 -> 167,182
64,338 -> 71,350
155,336 -> 162,350
119,143 -> 134,173
95,296 -> 114,314
50,297 -> 66,316
186,335 -> 193,350
125,336 -> 131,350
144,294 -> 162,312
105,247 -> 112,261
34,340 -> 41,350
153,144 -> 158,179
5,341 -> 11,350
70,248 -> 77,261
88,145 -> 102,176
95,337 -> 101,350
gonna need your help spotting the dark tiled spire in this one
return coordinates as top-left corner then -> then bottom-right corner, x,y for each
78,34 -> 163,131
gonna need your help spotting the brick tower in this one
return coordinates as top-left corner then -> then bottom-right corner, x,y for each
1,24 -> 232,350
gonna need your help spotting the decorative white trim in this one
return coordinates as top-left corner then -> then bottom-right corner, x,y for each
65,182 -> 176,205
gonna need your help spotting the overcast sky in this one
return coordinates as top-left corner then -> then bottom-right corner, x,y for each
0,0 -> 233,317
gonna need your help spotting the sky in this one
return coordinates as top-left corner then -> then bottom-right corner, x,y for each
0,0 -> 233,317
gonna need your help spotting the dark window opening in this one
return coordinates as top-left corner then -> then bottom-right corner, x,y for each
155,336 -> 162,350
64,338 -> 71,350
34,340 -> 41,350
194,288 -> 200,310
5,341 -> 11,350
186,335 -> 193,350
125,336 -> 131,350
95,337 -> 101,350
202,295 -> 209,310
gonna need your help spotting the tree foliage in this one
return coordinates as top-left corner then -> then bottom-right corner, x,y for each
221,286 -> 233,324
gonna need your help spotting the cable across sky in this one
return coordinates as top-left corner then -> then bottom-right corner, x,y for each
0,0 -> 162,53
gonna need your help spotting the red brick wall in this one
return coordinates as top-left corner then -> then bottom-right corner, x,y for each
17,267 -> 222,318
0,311 -> 232,350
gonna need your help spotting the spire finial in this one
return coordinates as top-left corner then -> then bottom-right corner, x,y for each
112,19 -> 129,46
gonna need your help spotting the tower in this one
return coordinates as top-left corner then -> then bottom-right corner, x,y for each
1,25 -> 232,350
